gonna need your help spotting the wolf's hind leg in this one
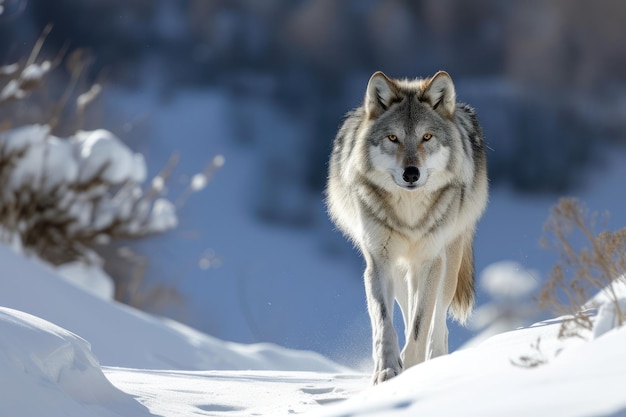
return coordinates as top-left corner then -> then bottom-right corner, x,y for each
401,256 -> 452,366
404,236 -> 466,365
401,258 -> 439,366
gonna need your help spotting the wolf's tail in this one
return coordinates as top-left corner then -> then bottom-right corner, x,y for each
450,235 -> 475,325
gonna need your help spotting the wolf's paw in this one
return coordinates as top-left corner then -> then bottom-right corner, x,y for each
371,367 -> 401,385
371,357 -> 402,385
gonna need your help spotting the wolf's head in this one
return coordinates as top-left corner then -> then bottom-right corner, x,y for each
361,71 -> 462,191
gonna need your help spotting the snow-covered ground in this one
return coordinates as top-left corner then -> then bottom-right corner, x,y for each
0,242 -> 362,417
2,239 -> 626,416
313,310 -> 626,417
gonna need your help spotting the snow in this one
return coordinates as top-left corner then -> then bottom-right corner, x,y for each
190,172 -> 208,191
0,307 -> 146,417
0,124 -> 50,159
1,234 -> 626,416
148,198 -> 178,231
0,244 -> 345,373
0,242 -> 363,417
0,62 -> 52,101
103,88 -> 373,366
0,79 -> 26,101
105,369 -> 364,417
479,261 -> 538,299
75,129 -> 147,184
55,261 -> 115,299
77,84 -> 103,111
588,278 -> 626,339
0,63 -> 19,76
19,60 -> 51,84
151,175 -> 165,192
1,125 -> 148,193
465,261 -> 541,346
0,125 -> 148,191
313,322 -> 626,417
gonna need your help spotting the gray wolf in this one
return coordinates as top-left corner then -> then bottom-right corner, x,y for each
325,71 -> 488,384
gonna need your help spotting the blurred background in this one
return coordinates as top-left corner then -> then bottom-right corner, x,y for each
1,0 -> 625,368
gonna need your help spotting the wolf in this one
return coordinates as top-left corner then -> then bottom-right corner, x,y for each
325,71 -> 488,384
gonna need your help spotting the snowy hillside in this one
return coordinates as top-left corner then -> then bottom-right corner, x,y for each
2,243 -> 626,416
0,244 -> 345,373
314,313 -> 626,417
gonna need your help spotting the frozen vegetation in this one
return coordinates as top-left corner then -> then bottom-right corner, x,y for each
0,124 -> 177,246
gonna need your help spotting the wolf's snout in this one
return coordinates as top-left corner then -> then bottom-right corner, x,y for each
402,166 -> 420,183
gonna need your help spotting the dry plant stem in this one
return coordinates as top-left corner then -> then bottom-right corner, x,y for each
571,205 -> 625,326
582,229 -> 624,326
26,24 -> 53,68
146,153 -> 180,201
50,50 -> 88,131
511,337 -> 547,368
541,198 -> 626,336
175,156 -> 222,208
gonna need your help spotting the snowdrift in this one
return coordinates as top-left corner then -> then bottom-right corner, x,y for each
0,307 -> 148,417
313,317 -> 626,417
0,244 -> 347,373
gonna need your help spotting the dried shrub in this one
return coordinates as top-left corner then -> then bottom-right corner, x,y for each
510,337 -> 547,368
539,198 -> 626,339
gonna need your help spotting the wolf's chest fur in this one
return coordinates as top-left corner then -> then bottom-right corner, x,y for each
356,176 -> 462,239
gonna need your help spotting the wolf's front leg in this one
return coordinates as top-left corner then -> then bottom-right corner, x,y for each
363,254 -> 402,384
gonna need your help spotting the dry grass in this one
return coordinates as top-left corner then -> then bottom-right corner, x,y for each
510,337 -> 547,368
539,198 -> 626,339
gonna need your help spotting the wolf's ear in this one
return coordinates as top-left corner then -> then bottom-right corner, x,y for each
422,71 -> 456,119
365,71 -> 400,119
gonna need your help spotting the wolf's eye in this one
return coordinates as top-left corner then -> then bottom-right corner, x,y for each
423,133 -> 433,141
387,134 -> 398,143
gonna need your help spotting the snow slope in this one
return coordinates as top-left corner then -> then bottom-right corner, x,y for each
0,244 -> 346,373
0,302 -> 364,417
2,242 -> 626,416
0,307 -> 149,417
314,317 -> 626,417
0,244 -> 364,417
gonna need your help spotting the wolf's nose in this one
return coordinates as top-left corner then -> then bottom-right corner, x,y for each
402,166 -> 420,183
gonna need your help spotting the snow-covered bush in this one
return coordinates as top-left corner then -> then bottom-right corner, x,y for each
0,34 -> 221,305
540,198 -> 626,338
0,124 -> 177,265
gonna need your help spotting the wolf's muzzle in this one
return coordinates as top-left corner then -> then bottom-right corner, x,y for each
402,166 -> 420,184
